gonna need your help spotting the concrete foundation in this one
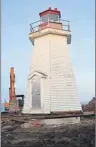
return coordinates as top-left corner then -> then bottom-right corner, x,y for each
39,117 -> 80,125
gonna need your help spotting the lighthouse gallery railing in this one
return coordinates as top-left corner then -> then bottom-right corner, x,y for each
30,19 -> 70,33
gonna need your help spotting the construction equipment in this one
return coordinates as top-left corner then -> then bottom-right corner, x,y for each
4,101 -> 9,111
3,67 -> 24,114
9,67 -> 15,101
9,67 -> 19,113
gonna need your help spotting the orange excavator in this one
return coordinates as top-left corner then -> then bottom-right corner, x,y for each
8,67 -> 19,113
4,67 -> 24,113
9,67 -> 15,101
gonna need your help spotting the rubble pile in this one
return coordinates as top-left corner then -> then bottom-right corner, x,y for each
82,97 -> 96,112
1,117 -> 95,147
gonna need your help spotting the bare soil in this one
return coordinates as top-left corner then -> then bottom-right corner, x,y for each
1,117 -> 95,147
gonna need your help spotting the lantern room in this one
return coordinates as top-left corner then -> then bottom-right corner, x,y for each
39,7 -> 62,30
39,7 -> 61,23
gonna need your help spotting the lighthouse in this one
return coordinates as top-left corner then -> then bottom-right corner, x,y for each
23,7 -> 82,114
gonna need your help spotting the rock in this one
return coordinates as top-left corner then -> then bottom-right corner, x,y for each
2,125 -> 12,130
21,120 -> 40,128
21,122 -> 33,128
11,138 -> 38,144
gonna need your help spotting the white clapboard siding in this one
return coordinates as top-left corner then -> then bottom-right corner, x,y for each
23,30 -> 81,114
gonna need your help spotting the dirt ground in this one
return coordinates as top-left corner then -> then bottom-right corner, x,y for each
1,117 -> 95,147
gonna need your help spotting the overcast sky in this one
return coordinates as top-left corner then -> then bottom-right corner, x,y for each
2,0 -> 95,103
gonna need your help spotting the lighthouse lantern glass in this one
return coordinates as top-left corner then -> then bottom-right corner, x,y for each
41,14 -> 49,22
49,14 -> 59,22
41,14 -> 59,23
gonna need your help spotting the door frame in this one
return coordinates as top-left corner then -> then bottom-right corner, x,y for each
28,71 -> 47,109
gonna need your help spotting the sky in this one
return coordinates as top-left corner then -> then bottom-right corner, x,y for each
1,0 -> 95,103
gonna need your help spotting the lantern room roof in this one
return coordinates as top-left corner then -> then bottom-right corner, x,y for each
39,7 -> 61,18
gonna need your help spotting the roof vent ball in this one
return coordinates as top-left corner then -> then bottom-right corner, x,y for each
48,7 -> 51,10
54,8 -> 58,11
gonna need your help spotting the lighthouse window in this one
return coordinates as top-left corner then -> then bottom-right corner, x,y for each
41,14 -> 59,23
41,15 -> 48,22
49,14 -> 59,22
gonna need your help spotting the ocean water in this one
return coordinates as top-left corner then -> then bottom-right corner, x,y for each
81,101 -> 88,105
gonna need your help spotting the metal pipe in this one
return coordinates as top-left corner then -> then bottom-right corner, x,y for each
68,22 -> 70,31
30,20 -> 40,25
60,19 -> 70,23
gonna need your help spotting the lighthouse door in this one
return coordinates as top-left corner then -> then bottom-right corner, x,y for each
32,75 -> 41,108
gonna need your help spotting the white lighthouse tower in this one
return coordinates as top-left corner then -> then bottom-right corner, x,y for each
23,7 -> 82,114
